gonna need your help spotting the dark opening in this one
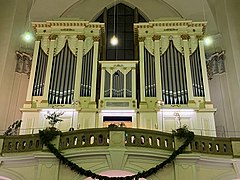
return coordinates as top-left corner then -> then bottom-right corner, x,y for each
103,116 -> 132,122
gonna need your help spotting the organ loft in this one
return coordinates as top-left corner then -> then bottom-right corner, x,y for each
20,18 -> 215,136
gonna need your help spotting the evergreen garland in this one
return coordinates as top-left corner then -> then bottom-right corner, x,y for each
39,127 -> 194,180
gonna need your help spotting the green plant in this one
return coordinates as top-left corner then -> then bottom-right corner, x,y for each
45,111 -> 64,127
39,126 -> 194,180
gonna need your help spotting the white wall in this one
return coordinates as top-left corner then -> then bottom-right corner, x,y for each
0,0 -> 33,130
207,0 -> 240,134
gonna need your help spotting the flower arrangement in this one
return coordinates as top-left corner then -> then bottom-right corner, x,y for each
45,111 -> 64,127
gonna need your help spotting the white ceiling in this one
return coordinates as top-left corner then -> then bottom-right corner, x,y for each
29,0 -> 218,34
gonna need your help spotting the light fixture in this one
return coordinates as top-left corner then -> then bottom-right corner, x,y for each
21,1 -> 35,44
204,36 -> 213,46
110,0 -> 118,46
22,32 -> 34,43
110,35 -> 118,46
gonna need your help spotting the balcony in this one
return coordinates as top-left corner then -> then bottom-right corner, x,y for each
0,128 -> 240,180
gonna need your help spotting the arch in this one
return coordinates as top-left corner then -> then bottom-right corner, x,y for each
58,0 -> 182,21
84,170 -> 146,180
0,169 -> 25,180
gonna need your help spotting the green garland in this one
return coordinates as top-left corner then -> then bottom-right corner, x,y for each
39,128 -> 194,180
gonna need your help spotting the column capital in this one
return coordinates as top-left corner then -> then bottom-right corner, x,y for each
196,35 -> 204,40
48,34 -> 58,40
152,35 -> 161,41
181,34 -> 190,40
93,36 -> 100,42
138,37 -> 145,42
76,35 -> 86,41
36,36 -> 42,41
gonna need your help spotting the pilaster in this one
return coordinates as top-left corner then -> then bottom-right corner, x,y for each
74,35 -> 85,101
24,40 -> 40,108
90,36 -> 100,103
139,37 -> 146,103
199,39 -> 211,102
153,35 -> 162,101
100,68 -> 106,99
182,35 -> 194,102
42,35 -> 57,105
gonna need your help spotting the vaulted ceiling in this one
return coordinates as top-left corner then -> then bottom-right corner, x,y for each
30,0 -> 218,34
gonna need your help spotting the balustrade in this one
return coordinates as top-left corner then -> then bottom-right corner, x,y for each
1,134 -> 42,153
0,128 -> 235,156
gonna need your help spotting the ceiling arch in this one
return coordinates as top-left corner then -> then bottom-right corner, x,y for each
30,0 -> 217,34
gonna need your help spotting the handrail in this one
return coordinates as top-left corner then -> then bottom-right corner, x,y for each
0,128 -> 234,156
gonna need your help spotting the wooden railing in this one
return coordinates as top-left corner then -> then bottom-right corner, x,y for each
0,128 -> 235,156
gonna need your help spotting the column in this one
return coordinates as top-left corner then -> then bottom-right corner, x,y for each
100,68 -> 105,99
24,37 -> 41,108
132,67 -> 136,99
124,72 -> 126,98
199,38 -> 211,102
139,37 -> 146,102
42,35 -> 57,104
110,68 -> 113,98
74,35 -> 85,100
182,34 -> 194,102
153,35 -> 162,101
90,36 -> 99,102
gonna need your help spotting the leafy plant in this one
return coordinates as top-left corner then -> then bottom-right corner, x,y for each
39,126 -> 194,180
45,111 -> 64,127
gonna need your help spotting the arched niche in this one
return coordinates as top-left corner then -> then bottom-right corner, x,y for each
84,170 -> 146,180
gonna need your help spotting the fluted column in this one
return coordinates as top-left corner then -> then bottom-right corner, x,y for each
42,35 -> 57,105
182,34 -> 194,102
198,37 -> 211,102
24,37 -> 41,108
90,36 -> 99,102
139,37 -> 146,102
74,35 -> 85,101
153,35 -> 162,101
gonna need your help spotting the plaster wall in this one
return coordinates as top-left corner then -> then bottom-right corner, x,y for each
207,0 -> 240,133
0,0 -> 32,130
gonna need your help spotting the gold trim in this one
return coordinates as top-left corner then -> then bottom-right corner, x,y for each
181,34 -> 190,40
77,35 -> 86,41
152,35 -> 161,41
138,37 -> 145,42
196,35 -> 204,40
93,36 -> 100,42
48,34 -> 57,40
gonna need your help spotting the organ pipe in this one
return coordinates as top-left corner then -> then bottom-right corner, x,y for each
32,46 -> 48,96
48,41 -> 77,104
80,48 -> 94,97
160,40 -> 188,105
190,46 -> 205,97
144,48 -> 156,97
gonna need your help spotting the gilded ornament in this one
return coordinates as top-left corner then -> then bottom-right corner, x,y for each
196,35 -> 204,40
36,36 -> 42,41
48,34 -> 58,40
181,34 -> 190,40
138,37 -> 145,42
77,35 -> 86,41
93,36 -> 100,42
152,35 -> 161,41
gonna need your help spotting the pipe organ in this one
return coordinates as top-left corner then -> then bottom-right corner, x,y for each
99,61 -> 137,109
21,20 -> 216,137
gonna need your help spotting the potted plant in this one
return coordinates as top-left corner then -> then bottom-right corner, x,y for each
45,111 -> 64,129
